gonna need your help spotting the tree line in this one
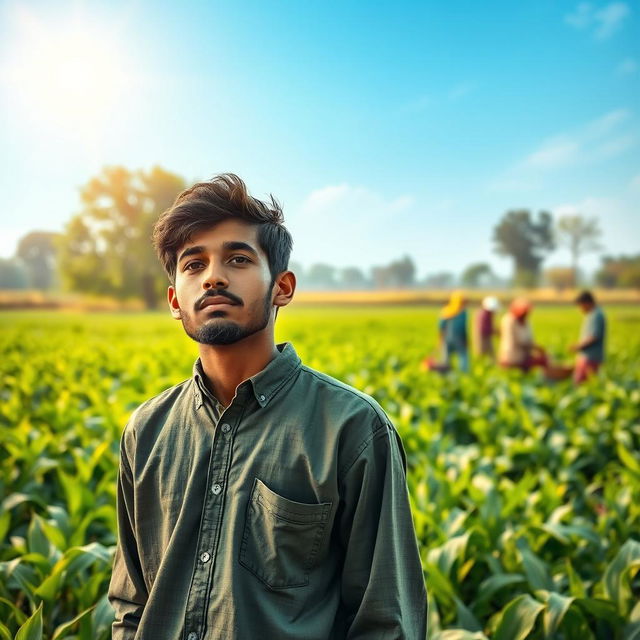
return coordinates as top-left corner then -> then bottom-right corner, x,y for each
1,165 -> 638,307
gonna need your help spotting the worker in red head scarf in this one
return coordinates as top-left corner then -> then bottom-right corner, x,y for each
498,298 -> 548,371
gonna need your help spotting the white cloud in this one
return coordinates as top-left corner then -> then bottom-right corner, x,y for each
290,184 -> 416,269
301,184 -> 413,217
584,108 -> 630,137
565,2 -> 630,39
302,184 -> 351,212
525,138 -> 580,169
566,3 -> 594,29
595,133 -> 639,159
490,108 -> 638,191
616,58 -> 638,76
594,2 -> 631,38
553,198 -> 602,218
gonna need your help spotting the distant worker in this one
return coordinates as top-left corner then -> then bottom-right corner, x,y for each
439,291 -> 469,372
498,298 -> 548,372
474,296 -> 500,359
570,290 -> 606,384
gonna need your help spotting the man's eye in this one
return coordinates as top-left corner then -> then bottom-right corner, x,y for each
185,261 -> 204,271
230,256 -> 250,264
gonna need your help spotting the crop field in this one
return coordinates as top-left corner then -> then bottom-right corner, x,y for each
1,306 -> 639,639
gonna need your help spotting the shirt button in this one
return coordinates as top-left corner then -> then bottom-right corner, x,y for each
211,483 -> 222,495
200,551 -> 211,563
221,423 -> 231,433
187,633 -> 198,640
259,394 -> 266,402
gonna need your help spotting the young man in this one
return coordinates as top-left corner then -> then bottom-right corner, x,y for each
570,290 -> 606,384
108,174 -> 427,639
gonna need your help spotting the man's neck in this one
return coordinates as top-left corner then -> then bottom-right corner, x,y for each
197,331 -> 279,407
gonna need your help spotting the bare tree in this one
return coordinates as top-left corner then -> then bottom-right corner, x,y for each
556,215 -> 602,287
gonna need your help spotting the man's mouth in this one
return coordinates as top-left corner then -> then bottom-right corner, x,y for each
198,292 -> 242,310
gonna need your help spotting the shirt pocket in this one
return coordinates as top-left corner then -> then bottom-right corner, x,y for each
239,477 -> 332,589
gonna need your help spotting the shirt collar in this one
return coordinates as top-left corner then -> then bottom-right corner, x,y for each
191,342 -> 301,410
192,362 -> 224,412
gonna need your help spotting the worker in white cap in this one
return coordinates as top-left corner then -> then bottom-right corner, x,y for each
474,296 -> 500,359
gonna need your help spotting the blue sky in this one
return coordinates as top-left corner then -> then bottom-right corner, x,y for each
0,0 -> 638,280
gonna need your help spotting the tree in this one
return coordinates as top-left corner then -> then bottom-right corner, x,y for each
16,231 -> 61,290
460,262 -> 494,288
306,263 -> 337,289
544,266 -> 576,291
493,209 -> 555,287
340,267 -> 369,289
422,272 -> 455,289
596,254 -> 640,289
387,255 -> 416,288
556,215 -> 602,287
371,256 -> 416,289
0,258 -> 29,289
371,265 -> 390,289
58,166 -> 186,308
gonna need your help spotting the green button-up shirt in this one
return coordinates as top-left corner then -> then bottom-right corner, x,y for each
108,342 -> 427,639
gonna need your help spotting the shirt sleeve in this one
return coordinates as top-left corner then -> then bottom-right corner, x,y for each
108,429 -> 148,639
338,419 -> 427,638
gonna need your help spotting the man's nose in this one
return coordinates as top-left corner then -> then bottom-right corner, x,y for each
202,264 -> 229,290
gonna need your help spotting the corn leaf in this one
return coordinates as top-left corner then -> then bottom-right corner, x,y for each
51,605 -> 95,640
493,594 -> 545,640
14,602 -> 43,640
603,539 -> 640,617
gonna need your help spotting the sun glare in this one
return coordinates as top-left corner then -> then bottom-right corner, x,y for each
2,7 -> 133,138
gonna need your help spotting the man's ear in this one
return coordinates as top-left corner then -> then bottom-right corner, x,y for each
273,271 -> 296,309
168,285 -> 182,319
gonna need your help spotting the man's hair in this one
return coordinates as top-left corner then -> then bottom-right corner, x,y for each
153,173 -> 293,284
575,290 -> 595,305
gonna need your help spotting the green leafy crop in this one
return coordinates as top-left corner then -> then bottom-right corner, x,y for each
1,306 -> 638,639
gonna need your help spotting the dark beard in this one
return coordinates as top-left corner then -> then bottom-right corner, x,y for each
183,289 -> 272,346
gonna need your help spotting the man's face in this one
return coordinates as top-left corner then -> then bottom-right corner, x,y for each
168,220 -> 275,345
578,302 -> 593,314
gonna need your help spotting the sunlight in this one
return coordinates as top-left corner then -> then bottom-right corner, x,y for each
2,7 -> 133,137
